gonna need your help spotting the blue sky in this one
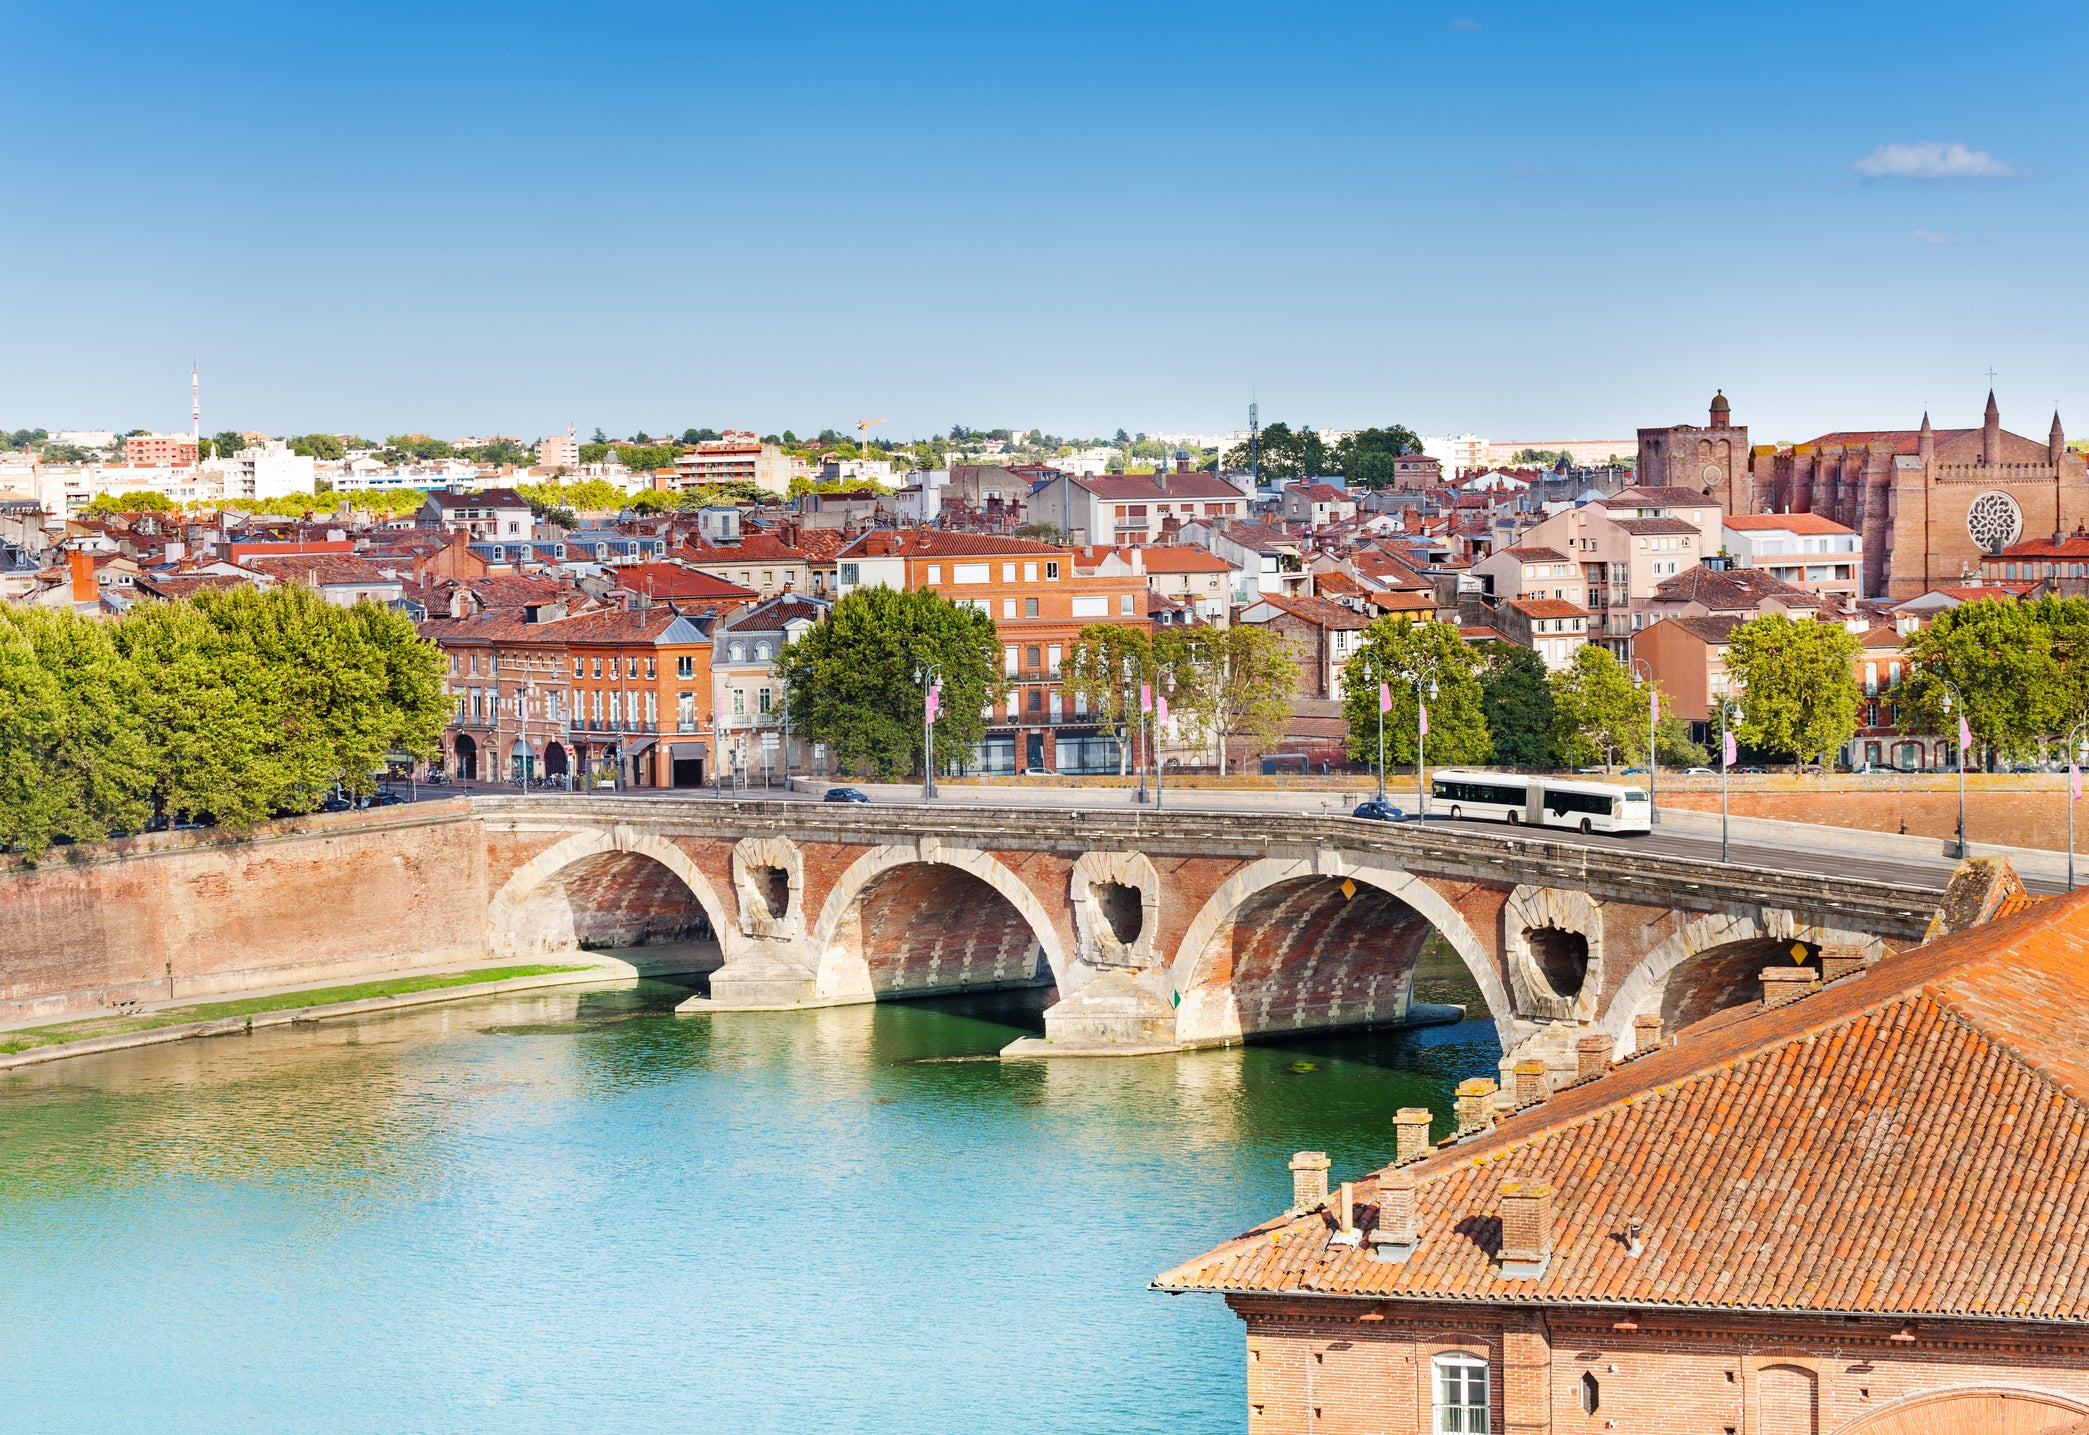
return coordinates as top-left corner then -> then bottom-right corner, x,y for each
7,1 -> 2084,445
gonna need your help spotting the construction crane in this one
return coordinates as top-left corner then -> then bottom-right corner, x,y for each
855,418 -> 886,453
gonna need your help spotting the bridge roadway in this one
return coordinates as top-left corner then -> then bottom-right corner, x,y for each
482,792 -> 1947,946
661,781 -> 2049,897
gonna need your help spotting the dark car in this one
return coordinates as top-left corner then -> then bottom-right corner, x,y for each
823,787 -> 871,804
1735,765 -> 1767,775
362,790 -> 406,808
318,793 -> 356,813
1351,800 -> 1407,821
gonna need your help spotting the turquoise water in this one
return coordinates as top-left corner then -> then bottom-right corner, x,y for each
0,979 -> 1500,1433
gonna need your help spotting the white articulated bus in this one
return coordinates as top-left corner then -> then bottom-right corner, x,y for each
1430,770 -> 1652,835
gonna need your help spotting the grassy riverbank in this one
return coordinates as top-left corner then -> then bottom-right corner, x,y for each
0,965 -> 593,1055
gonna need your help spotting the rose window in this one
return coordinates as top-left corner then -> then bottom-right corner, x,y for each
1966,491 -> 2023,552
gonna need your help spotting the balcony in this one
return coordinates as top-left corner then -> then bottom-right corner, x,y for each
568,718 -> 658,735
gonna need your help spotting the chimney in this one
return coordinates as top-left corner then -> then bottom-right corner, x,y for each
1498,1180 -> 1555,1278
1393,1107 -> 1433,1163
1631,1010 -> 1663,1053
1575,1032 -> 1615,1077
1130,546 -> 1144,575
1760,964 -> 1817,1008
1819,943 -> 1868,982
1513,1058 -> 1549,1106
1330,1181 -> 1360,1246
1370,1170 -> 1419,1263
1454,1077 -> 1499,1134
1289,1151 -> 1331,1213
67,548 -> 95,604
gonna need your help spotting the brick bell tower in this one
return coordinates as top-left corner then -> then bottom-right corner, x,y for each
1636,390 -> 1752,514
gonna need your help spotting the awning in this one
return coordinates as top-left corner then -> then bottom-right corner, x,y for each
671,742 -> 707,759
621,736 -> 658,757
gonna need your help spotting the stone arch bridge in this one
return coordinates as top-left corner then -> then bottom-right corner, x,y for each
474,794 -> 1939,1078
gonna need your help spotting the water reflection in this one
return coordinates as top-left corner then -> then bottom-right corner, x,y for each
0,975 -> 1501,1434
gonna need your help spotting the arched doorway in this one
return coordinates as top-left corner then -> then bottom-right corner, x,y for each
544,742 -> 569,780
1840,1390 -> 2085,1435
454,733 -> 478,781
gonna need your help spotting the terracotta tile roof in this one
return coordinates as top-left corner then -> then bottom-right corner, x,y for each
1657,613 -> 1745,644
610,563 -> 757,600
839,528 -> 1068,559
1158,890 -> 2089,1321
1242,593 -> 1373,630
1501,546 -> 1568,562
1507,597 -> 1589,619
1293,483 -> 1351,503
1602,486 -> 1722,507
1998,536 -> 2089,559
1114,545 -> 1233,573
242,554 -> 397,587
1724,513 -> 1860,536
1074,473 -> 1241,502
1653,565 -> 1820,610
682,534 -> 808,563
1369,589 -> 1437,612
1610,517 -> 1704,536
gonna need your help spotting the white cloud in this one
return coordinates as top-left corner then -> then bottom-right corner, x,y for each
1852,141 -> 2017,180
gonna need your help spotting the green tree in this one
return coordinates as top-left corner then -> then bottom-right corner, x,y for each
81,490 -> 178,515
1170,623 -> 1298,776
1340,618 -> 1490,772
1222,421 -> 1329,481
1064,623 -> 1155,775
1549,644 -> 1645,769
1900,596 -> 2089,762
1332,426 -> 1423,490
1725,612 -> 1864,763
1478,641 -> 1554,766
211,429 -> 246,458
613,443 -> 676,473
0,608 -> 151,856
289,433 -> 347,461
777,586 -> 1002,780
1655,708 -> 1708,766
385,433 -> 456,463
465,437 -> 532,467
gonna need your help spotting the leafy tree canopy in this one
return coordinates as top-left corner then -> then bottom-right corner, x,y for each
1478,641 -> 1554,766
777,586 -> 1004,780
1548,644 -> 1648,769
1723,613 -> 1863,762
1899,596 -> 2089,760
289,433 -> 346,461
1340,618 -> 1490,768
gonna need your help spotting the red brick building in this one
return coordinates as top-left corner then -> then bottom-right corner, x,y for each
1158,885 -> 2089,1435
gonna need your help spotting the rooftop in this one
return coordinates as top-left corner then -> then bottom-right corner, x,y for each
1724,513 -> 1860,536
1158,887 -> 2089,1322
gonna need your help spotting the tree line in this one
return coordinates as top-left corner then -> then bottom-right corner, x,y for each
0,587 -> 447,859
1220,423 -> 1424,489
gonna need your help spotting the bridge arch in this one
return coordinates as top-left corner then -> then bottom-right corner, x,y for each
487,827 -> 732,961
808,843 -> 1068,1002
1166,855 -> 1513,1049
1601,909 -> 1886,1053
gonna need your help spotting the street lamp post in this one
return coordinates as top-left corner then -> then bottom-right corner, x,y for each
1130,656 -> 1149,805
2069,720 -> 2087,890
914,663 -> 939,801
1375,670 -> 1387,805
1718,695 -> 1744,864
1403,669 -> 1438,819
1940,684 -> 1967,858
1630,657 -> 1659,825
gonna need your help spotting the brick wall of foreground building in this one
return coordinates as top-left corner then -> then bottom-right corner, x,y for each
0,803 -> 489,1023
1231,1300 -> 2089,1435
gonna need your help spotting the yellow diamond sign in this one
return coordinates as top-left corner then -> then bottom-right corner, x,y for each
1791,942 -> 1809,964
1340,878 -> 1357,901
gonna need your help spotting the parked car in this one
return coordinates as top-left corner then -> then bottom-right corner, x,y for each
1351,800 -> 1407,822
823,787 -> 871,804
1735,765 -> 1767,775
1683,766 -> 1715,776
1621,766 -> 1648,776
1020,767 -> 1053,777
318,792 -> 356,813
362,790 -> 406,808
1572,766 -> 1605,775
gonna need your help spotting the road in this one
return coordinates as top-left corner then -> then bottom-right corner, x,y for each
424,774 -> 2066,898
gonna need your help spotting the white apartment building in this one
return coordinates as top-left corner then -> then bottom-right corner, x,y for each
674,431 -> 792,496
1721,513 -> 1865,600
1420,433 -> 1489,478
217,440 -> 317,501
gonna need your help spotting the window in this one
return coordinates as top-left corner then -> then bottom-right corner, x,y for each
678,655 -> 694,678
646,658 -> 657,679
762,571 -> 773,587
953,563 -> 990,583
1026,645 -> 1041,670
755,642 -> 771,660
1072,595 -> 1109,617
732,689 -> 745,717
730,643 -> 745,662
645,692 -> 656,725
1024,562 -> 1038,582
591,657 -> 602,677
1004,598 -> 1017,618
839,562 -> 859,587
759,688 -> 771,714
1048,644 -> 1061,676
572,657 -> 582,677
1046,561 -> 1060,579
1579,1373 -> 1600,1416
1434,1354 -> 1489,1435
1120,593 -> 1135,615
626,658 -> 638,678
1005,646 -> 1018,676
1003,562 -> 1017,581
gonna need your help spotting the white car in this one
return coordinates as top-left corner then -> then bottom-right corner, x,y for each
1683,766 -> 1716,775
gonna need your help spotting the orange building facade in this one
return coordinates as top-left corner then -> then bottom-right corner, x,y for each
898,531 -> 1151,773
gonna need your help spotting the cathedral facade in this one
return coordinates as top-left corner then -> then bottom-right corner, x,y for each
1753,393 -> 2085,599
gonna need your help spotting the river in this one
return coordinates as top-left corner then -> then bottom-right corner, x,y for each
0,959 -> 1498,1433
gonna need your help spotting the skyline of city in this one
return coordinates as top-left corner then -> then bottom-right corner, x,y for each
8,2 -> 2086,439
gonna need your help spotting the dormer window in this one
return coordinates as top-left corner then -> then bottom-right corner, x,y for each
729,643 -> 745,662
755,641 -> 771,660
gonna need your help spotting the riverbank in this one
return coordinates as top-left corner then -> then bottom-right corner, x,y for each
0,959 -> 623,1071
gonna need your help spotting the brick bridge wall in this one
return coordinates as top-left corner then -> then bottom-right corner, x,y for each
0,798 -> 1940,1067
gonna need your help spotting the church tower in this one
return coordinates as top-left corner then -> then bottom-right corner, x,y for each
2052,411 -> 2067,466
1983,390 -> 2001,467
